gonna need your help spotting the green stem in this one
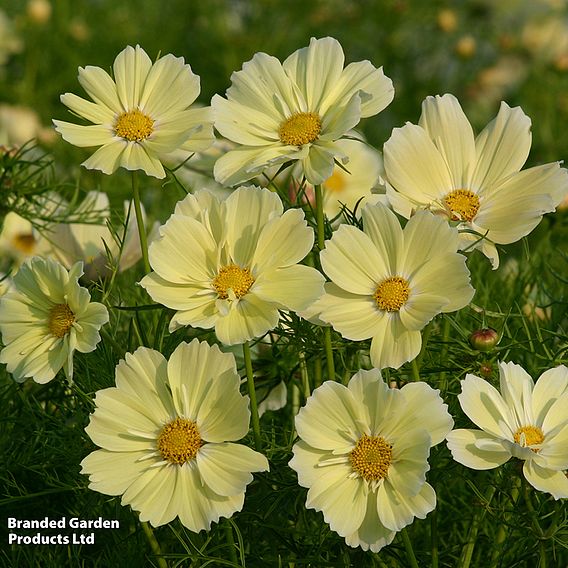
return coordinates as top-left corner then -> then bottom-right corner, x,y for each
314,184 -> 336,381
323,327 -> 335,381
315,184 -> 325,250
438,317 -> 451,393
460,485 -> 496,568
243,342 -> 262,451
141,522 -> 167,568
224,520 -> 238,565
299,351 -> 311,398
313,356 -> 322,389
131,171 -> 151,274
431,508 -> 439,568
411,358 -> 421,382
400,527 -> 420,568
489,473 -> 521,567
523,475 -> 547,567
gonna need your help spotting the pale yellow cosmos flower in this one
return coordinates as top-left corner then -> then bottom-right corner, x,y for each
383,93 -> 568,268
53,45 -> 214,178
447,362 -> 568,499
81,339 -> 269,530
140,186 -> 325,345
212,37 -> 394,186
313,202 -> 474,369
290,369 -> 453,552
0,257 -> 108,383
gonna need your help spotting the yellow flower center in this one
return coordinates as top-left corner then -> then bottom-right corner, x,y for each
48,303 -> 75,338
324,169 -> 346,193
157,417 -> 203,465
114,109 -> 154,142
212,264 -> 255,300
513,425 -> 545,449
279,112 -> 322,146
444,189 -> 480,222
12,233 -> 36,254
349,434 -> 393,481
374,276 -> 410,312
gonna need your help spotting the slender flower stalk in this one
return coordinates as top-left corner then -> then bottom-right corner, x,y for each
489,475 -> 521,567
315,184 -> 325,250
459,485 -> 496,568
131,171 -> 151,274
243,342 -> 262,451
315,183 -> 336,381
141,522 -> 167,568
400,528 -> 419,568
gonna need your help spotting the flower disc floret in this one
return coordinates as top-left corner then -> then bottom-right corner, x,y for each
514,425 -> 544,449
444,189 -> 480,221
48,303 -> 75,338
114,109 -> 154,142
157,417 -> 203,464
374,276 -> 410,312
212,265 -> 255,300
349,434 -> 392,481
279,112 -> 322,146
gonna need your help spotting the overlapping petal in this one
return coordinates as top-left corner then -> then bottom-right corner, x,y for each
81,340 -> 268,530
291,371 -> 450,552
55,44 -> 213,177
213,36 -> 393,185
448,363 -> 568,499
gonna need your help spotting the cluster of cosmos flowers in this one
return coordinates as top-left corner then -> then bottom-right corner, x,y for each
1,38 -> 567,553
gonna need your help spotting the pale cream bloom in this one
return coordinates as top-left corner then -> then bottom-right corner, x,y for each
290,369 -> 453,552
0,105 -> 45,147
289,137 -> 383,221
212,36 -> 394,186
53,45 -> 213,178
81,339 -> 269,530
447,362 -> 568,499
383,94 -> 568,268
49,191 -> 157,280
0,212 -> 48,265
313,202 -> 474,369
140,186 -> 325,345
0,10 -> 22,65
0,257 -> 108,383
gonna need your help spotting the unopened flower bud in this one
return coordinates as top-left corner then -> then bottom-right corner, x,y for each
469,328 -> 499,352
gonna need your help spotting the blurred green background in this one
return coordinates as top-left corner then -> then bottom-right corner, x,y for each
3,0 -> 568,166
